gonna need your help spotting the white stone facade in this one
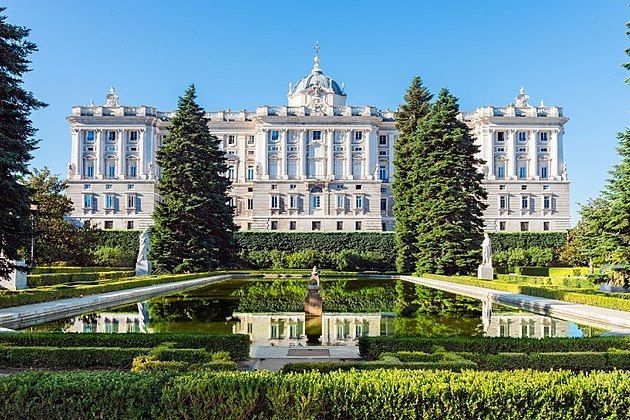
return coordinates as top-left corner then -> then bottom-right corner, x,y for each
65,54 -> 570,232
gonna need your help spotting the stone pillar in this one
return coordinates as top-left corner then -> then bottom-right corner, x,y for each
529,129 -> 538,180
345,129 -> 353,179
551,129 -> 560,179
327,129 -> 334,179
96,129 -> 103,179
506,129 -> 516,179
301,130 -> 308,179
485,129 -> 494,178
71,129 -> 81,180
364,129 -> 371,180
279,129 -> 287,179
118,129 -> 125,178
138,129 -> 145,179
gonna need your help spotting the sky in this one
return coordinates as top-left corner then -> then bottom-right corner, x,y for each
4,0 -> 629,223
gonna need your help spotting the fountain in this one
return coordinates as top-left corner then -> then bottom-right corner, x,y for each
304,266 -> 323,344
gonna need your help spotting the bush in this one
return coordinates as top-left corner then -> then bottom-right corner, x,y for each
27,270 -> 135,287
525,247 -> 554,267
0,345 -> 148,369
493,250 -> 509,267
31,266 -> 131,274
507,248 -> 528,267
0,333 -> 250,360
94,246 -> 135,267
280,359 -> 477,373
470,351 -> 630,371
549,267 -> 591,279
358,336 -> 630,360
489,232 -> 567,252
514,266 -> 550,277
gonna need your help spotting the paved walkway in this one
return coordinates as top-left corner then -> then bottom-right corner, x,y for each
0,273 -> 248,330
401,275 -> 630,332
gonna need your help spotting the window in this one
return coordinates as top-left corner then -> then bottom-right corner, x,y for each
336,221 -> 343,230
127,160 -> 137,178
106,160 -> 116,178
542,184 -> 549,191
127,194 -> 136,209
271,130 -> 279,141
496,147 -> 505,152
312,130 -> 321,140
247,222 -> 252,230
127,184 -> 134,190
382,223 -> 387,231
499,221 -> 506,231
246,166 -> 254,180
540,132 -> 548,142
247,323 -> 253,334
247,198 -> 254,210
104,220 -> 114,229
521,195 -> 529,209
379,165 -> 388,182
248,187 -> 253,192
355,221 -> 362,230
289,221 -> 297,230
82,194 -> 93,209
520,221 -> 529,232
270,220 -> 278,230
355,184 -> 362,190
126,221 -> 134,230
517,147 -> 527,153
540,165 -> 548,180
311,195 -> 321,209
518,131 -> 527,142
107,131 -> 116,142
227,165 -> 235,181
84,159 -> 95,178
497,132 -> 505,142
105,194 -> 115,209
354,131 -> 363,141
106,184 -> 112,190
312,221 -> 321,231
355,195 -> 363,209
336,195 -> 345,209
86,130 -> 95,142
380,198 -> 387,211
543,221 -> 550,231
84,184 -> 91,190
518,165 -> 527,179
540,147 -> 548,152
543,195 -> 551,210
499,196 -> 508,210
379,135 -> 387,145
499,185 -> 506,190
271,184 -> 277,190
227,134 -> 236,145
379,150 -> 389,156
270,195 -> 279,209
352,146 -> 363,152
521,185 -> 527,190
496,164 -> 505,179
129,131 -> 138,142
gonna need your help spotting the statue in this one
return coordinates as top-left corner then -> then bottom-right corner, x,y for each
561,163 -> 568,180
148,162 -> 155,180
309,266 -> 320,287
67,162 -> 76,177
305,265 -> 322,317
515,87 -> 530,107
477,233 -> 494,280
135,228 -> 151,276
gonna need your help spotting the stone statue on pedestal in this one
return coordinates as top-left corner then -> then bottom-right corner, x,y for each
304,266 -> 322,316
477,233 -> 494,280
135,228 -> 152,276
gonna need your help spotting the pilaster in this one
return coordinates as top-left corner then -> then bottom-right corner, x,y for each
528,129 -> 538,180
345,129 -> 353,180
327,129 -> 334,179
117,129 -> 125,178
506,129 -> 516,179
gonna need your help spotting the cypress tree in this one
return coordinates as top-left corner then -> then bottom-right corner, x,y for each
151,85 -> 237,273
0,7 -> 46,279
412,89 -> 487,275
392,77 -> 432,273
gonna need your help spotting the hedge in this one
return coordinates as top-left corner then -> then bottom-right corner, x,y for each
496,273 -> 593,288
424,273 -> 630,312
0,370 -> 628,418
0,345 -> 149,369
0,272 -> 219,310
0,333 -> 250,360
280,359 -> 477,373
27,270 -> 136,287
358,336 -> 630,360
549,267 -> 591,279
31,266 -> 132,274
489,232 -> 567,252
469,350 -> 630,371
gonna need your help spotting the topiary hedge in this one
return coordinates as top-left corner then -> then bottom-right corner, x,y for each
489,232 -> 567,252
27,270 -> 136,287
31,266 -> 132,274
358,336 -> 630,360
0,333 -> 250,360
0,345 -> 149,369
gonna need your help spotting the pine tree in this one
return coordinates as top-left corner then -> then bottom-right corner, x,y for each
151,85 -> 237,273
412,89 -> 487,275
0,7 -> 46,279
392,77 -> 433,273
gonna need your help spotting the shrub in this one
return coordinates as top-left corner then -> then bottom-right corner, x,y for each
27,270 -> 135,287
514,266 -> 550,277
31,266 -> 131,274
525,247 -> 554,267
0,345 -> 147,369
549,267 -> 591,279
280,359 -> 477,373
94,246 -> 135,267
507,248 -> 528,267
0,333 -> 250,360
488,232 -> 567,252
131,356 -> 189,373
493,250 -> 509,267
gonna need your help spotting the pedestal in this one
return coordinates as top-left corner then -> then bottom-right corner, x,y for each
135,259 -> 151,276
0,260 -> 28,290
477,264 -> 494,280
304,286 -> 322,317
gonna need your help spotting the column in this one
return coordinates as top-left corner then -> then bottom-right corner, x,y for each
256,129 -> 268,180
528,130 -> 538,180
345,129 -> 352,179
301,129 -> 308,179
96,129 -> 103,179
117,129 -> 125,178
327,129 -> 334,179
71,129 -> 81,179
485,129 -> 494,179
364,129 -> 371,180
279,129 -> 287,179
550,129 -> 559,179
506,129 -> 516,179
138,129 -> 145,179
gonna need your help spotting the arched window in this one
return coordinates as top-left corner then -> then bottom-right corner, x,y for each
83,157 -> 95,179
105,156 -> 117,179
126,157 -> 138,178
310,186 -> 323,193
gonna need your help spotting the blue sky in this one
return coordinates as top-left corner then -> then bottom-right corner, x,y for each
4,1 -> 629,223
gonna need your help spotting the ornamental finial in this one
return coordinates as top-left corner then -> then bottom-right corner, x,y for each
312,41 -> 321,73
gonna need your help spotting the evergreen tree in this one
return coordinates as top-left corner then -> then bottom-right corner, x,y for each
412,89 -> 487,275
0,8 -> 46,279
392,77 -> 432,273
151,85 -> 237,273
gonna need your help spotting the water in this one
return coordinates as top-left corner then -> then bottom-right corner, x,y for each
23,277 -> 605,343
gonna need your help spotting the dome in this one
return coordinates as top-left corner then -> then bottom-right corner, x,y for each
291,58 -> 344,96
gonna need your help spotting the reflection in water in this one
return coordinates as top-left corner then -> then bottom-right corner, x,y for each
232,312 -> 395,346
484,310 -> 570,338
63,302 -> 150,333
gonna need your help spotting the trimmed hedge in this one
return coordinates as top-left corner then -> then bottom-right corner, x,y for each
280,359 -> 477,373
549,267 -> 591,279
489,232 -> 567,252
0,333 -> 250,360
0,370 -> 629,418
31,266 -> 131,274
0,345 -> 148,369
235,231 -> 395,253
469,350 -> 630,371
496,273 -> 593,288
27,270 -> 136,287
358,336 -> 630,360
424,273 -> 630,312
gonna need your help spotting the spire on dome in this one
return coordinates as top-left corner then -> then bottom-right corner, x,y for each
312,41 -> 322,73
105,86 -> 120,107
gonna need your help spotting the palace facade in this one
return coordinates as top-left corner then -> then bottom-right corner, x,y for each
65,51 -> 570,232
